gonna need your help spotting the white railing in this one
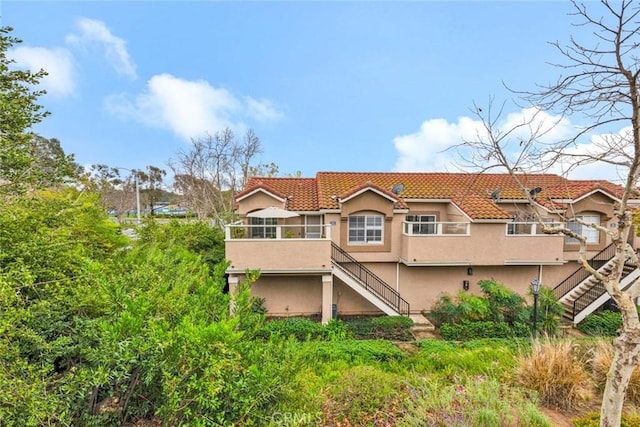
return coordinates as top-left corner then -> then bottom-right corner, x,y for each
225,223 -> 332,240
506,222 -> 563,236
402,221 -> 470,236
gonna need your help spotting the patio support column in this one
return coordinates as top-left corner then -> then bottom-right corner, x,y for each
321,274 -> 333,324
228,275 -> 239,315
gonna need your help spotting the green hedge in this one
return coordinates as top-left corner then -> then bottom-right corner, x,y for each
344,316 -> 414,340
439,321 -> 530,341
257,318 -> 327,341
577,310 -> 622,336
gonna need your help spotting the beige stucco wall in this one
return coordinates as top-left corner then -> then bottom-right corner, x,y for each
238,192 -> 285,216
226,239 -> 332,271
250,275 -> 323,317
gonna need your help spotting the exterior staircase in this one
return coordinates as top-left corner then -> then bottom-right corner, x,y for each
331,243 -> 410,316
554,243 -> 640,324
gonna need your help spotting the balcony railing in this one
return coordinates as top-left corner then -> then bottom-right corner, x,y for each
402,221 -> 469,236
506,222 -> 563,236
225,223 -> 332,240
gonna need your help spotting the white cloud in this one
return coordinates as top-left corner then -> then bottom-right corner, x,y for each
393,116 -> 484,171
393,107 -> 628,181
245,97 -> 284,122
9,46 -> 75,97
105,73 -> 283,140
66,17 -> 136,79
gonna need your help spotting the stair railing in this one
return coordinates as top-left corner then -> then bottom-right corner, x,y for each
331,243 -> 410,315
553,243 -> 617,300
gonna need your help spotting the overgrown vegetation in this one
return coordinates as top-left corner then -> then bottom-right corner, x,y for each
578,310 -> 623,336
430,279 -> 562,340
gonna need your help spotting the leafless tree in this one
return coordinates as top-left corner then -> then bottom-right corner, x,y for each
456,2 -> 640,425
170,128 -> 268,224
82,164 -> 137,220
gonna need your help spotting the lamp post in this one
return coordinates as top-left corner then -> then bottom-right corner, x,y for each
116,167 -> 141,223
531,278 -> 541,339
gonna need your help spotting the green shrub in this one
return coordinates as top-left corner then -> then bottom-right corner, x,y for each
415,339 -> 520,378
440,321 -> 530,341
479,279 -> 528,324
298,339 -> 405,364
258,318 -> 326,341
578,310 -> 622,336
325,319 -> 349,341
430,292 -> 491,327
343,316 -> 414,340
370,316 -> 414,340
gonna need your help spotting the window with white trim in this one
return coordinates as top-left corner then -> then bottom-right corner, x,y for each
348,215 -> 383,244
565,214 -> 600,244
249,217 -> 277,239
406,214 -> 436,235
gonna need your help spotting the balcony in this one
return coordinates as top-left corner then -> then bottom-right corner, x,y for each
400,221 -> 565,266
225,224 -> 333,273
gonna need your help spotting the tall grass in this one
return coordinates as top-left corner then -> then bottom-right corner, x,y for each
399,375 -> 551,426
516,339 -> 591,409
591,340 -> 640,404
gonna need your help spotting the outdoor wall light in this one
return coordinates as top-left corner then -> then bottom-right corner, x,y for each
467,267 -> 473,276
531,278 -> 541,339
463,280 -> 470,291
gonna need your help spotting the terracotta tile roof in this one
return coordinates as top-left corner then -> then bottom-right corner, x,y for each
338,181 -> 407,208
237,172 -> 632,220
240,177 -> 319,211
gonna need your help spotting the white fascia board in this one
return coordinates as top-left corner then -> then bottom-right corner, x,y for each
340,187 -> 397,203
471,219 -> 511,223
504,260 -> 566,266
393,209 -> 410,214
403,198 -> 452,203
573,188 -> 620,204
226,268 -> 332,275
399,258 -> 470,267
236,188 -> 287,203
319,209 -> 341,214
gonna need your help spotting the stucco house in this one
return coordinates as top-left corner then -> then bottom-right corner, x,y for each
225,172 -> 640,324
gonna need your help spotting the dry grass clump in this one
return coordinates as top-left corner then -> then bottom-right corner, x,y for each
517,339 -> 591,409
591,340 -> 640,404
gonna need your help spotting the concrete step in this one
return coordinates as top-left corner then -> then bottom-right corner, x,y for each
409,314 -> 435,331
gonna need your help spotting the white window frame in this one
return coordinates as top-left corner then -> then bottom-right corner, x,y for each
406,214 -> 436,235
305,215 -> 323,238
249,217 -> 277,239
565,214 -> 600,244
348,215 -> 383,244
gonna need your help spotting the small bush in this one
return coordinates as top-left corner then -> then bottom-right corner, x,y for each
298,339 -> 405,363
591,340 -> 640,404
440,320 -> 530,341
578,310 -> 622,336
370,316 -> 414,340
343,316 -> 414,340
517,340 -> 590,409
258,318 -> 326,341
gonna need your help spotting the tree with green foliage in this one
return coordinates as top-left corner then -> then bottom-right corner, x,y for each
0,27 -> 75,195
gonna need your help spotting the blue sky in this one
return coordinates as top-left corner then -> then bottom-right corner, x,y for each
2,1 -> 627,183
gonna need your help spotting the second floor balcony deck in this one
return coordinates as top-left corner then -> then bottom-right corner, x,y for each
225,224 -> 333,272
401,221 -> 565,266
